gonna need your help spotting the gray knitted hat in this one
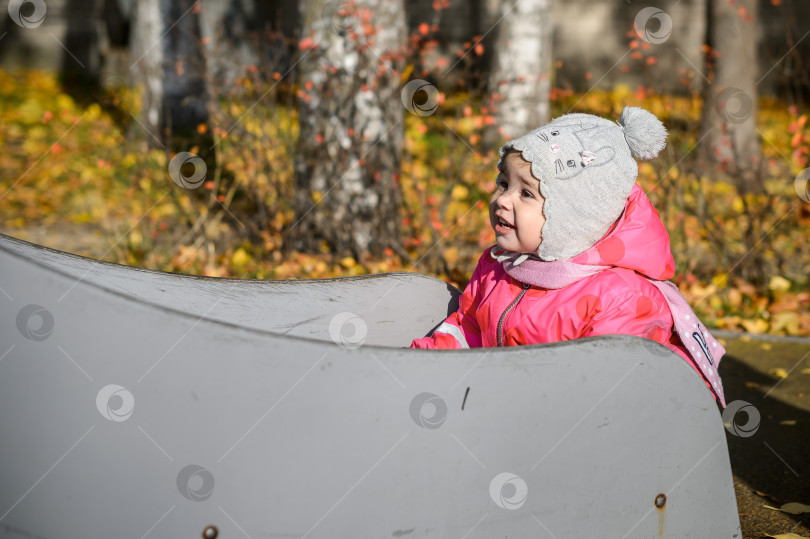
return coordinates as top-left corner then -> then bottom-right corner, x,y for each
497,106 -> 667,261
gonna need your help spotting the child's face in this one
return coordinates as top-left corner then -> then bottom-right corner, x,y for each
489,152 -> 546,253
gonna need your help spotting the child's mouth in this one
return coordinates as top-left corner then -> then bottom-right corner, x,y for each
495,217 -> 515,233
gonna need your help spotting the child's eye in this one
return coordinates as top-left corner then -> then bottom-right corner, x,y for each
522,190 -> 534,198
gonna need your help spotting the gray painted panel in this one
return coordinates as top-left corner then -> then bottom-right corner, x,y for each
0,234 -> 459,347
0,234 -> 740,538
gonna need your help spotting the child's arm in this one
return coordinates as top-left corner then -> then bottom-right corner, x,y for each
410,253 -> 487,349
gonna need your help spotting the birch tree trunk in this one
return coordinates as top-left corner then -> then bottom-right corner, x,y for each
130,0 -> 165,146
129,0 -> 209,149
286,0 -> 407,259
698,0 -> 762,193
488,0 -> 553,140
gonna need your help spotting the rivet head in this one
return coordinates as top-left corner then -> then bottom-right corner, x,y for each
203,525 -> 218,539
655,493 -> 667,509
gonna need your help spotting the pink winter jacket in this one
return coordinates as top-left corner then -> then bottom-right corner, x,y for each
411,183 -> 718,399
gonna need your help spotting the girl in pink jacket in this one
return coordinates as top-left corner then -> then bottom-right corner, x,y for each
410,106 -> 726,406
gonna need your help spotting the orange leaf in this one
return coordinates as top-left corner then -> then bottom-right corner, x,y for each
299,37 -> 316,51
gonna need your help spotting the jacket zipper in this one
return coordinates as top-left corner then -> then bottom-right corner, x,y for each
497,281 -> 530,346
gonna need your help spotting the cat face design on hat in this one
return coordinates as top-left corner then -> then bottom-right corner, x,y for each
534,127 -> 613,179
496,106 -> 667,262
529,118 -> 620,181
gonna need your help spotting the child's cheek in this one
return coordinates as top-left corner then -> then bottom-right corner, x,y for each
488,199 -> 498,229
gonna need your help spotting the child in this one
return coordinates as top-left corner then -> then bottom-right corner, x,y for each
410,106 -> 726,406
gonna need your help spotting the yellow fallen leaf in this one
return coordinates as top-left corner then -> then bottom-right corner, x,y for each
744,381 -> 760,389
340,256 -> 356,269
780,502 -> 810,514
129,228 -> 143,246
451,184 -> 469,201
769,368 -> 788,379
780,420 -> 797,426
711,273 -> 728,288
800,368 -> 810,375
769,275 -> 792,292
689,283 -> 715,298
400,63 -> 414,83
231,247 -> 250,268
760,342 -> 773,350
766,534 -> 810,539
740,318 -> 769,334
770,312 -> 801,335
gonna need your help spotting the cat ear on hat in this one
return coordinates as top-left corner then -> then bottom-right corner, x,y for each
619,106 -> 668,160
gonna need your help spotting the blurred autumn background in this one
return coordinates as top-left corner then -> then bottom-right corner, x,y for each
1,0 -> 809,338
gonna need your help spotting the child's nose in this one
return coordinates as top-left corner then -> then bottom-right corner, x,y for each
496,190 -> 514,209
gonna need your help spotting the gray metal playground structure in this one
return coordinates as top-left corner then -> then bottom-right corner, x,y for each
0,233 -> 741,538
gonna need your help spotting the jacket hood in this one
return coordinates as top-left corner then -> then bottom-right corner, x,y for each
567,183 -> 676,280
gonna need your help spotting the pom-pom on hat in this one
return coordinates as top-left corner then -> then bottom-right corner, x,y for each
497,106 -> 667,261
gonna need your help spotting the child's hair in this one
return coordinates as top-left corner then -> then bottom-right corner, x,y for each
497,148 -> 538,186
495,107 -> 667,261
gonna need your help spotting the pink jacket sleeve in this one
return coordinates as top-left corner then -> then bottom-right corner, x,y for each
410,254 -> 487,349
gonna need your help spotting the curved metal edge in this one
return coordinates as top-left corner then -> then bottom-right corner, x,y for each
0,232 -> 458,288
